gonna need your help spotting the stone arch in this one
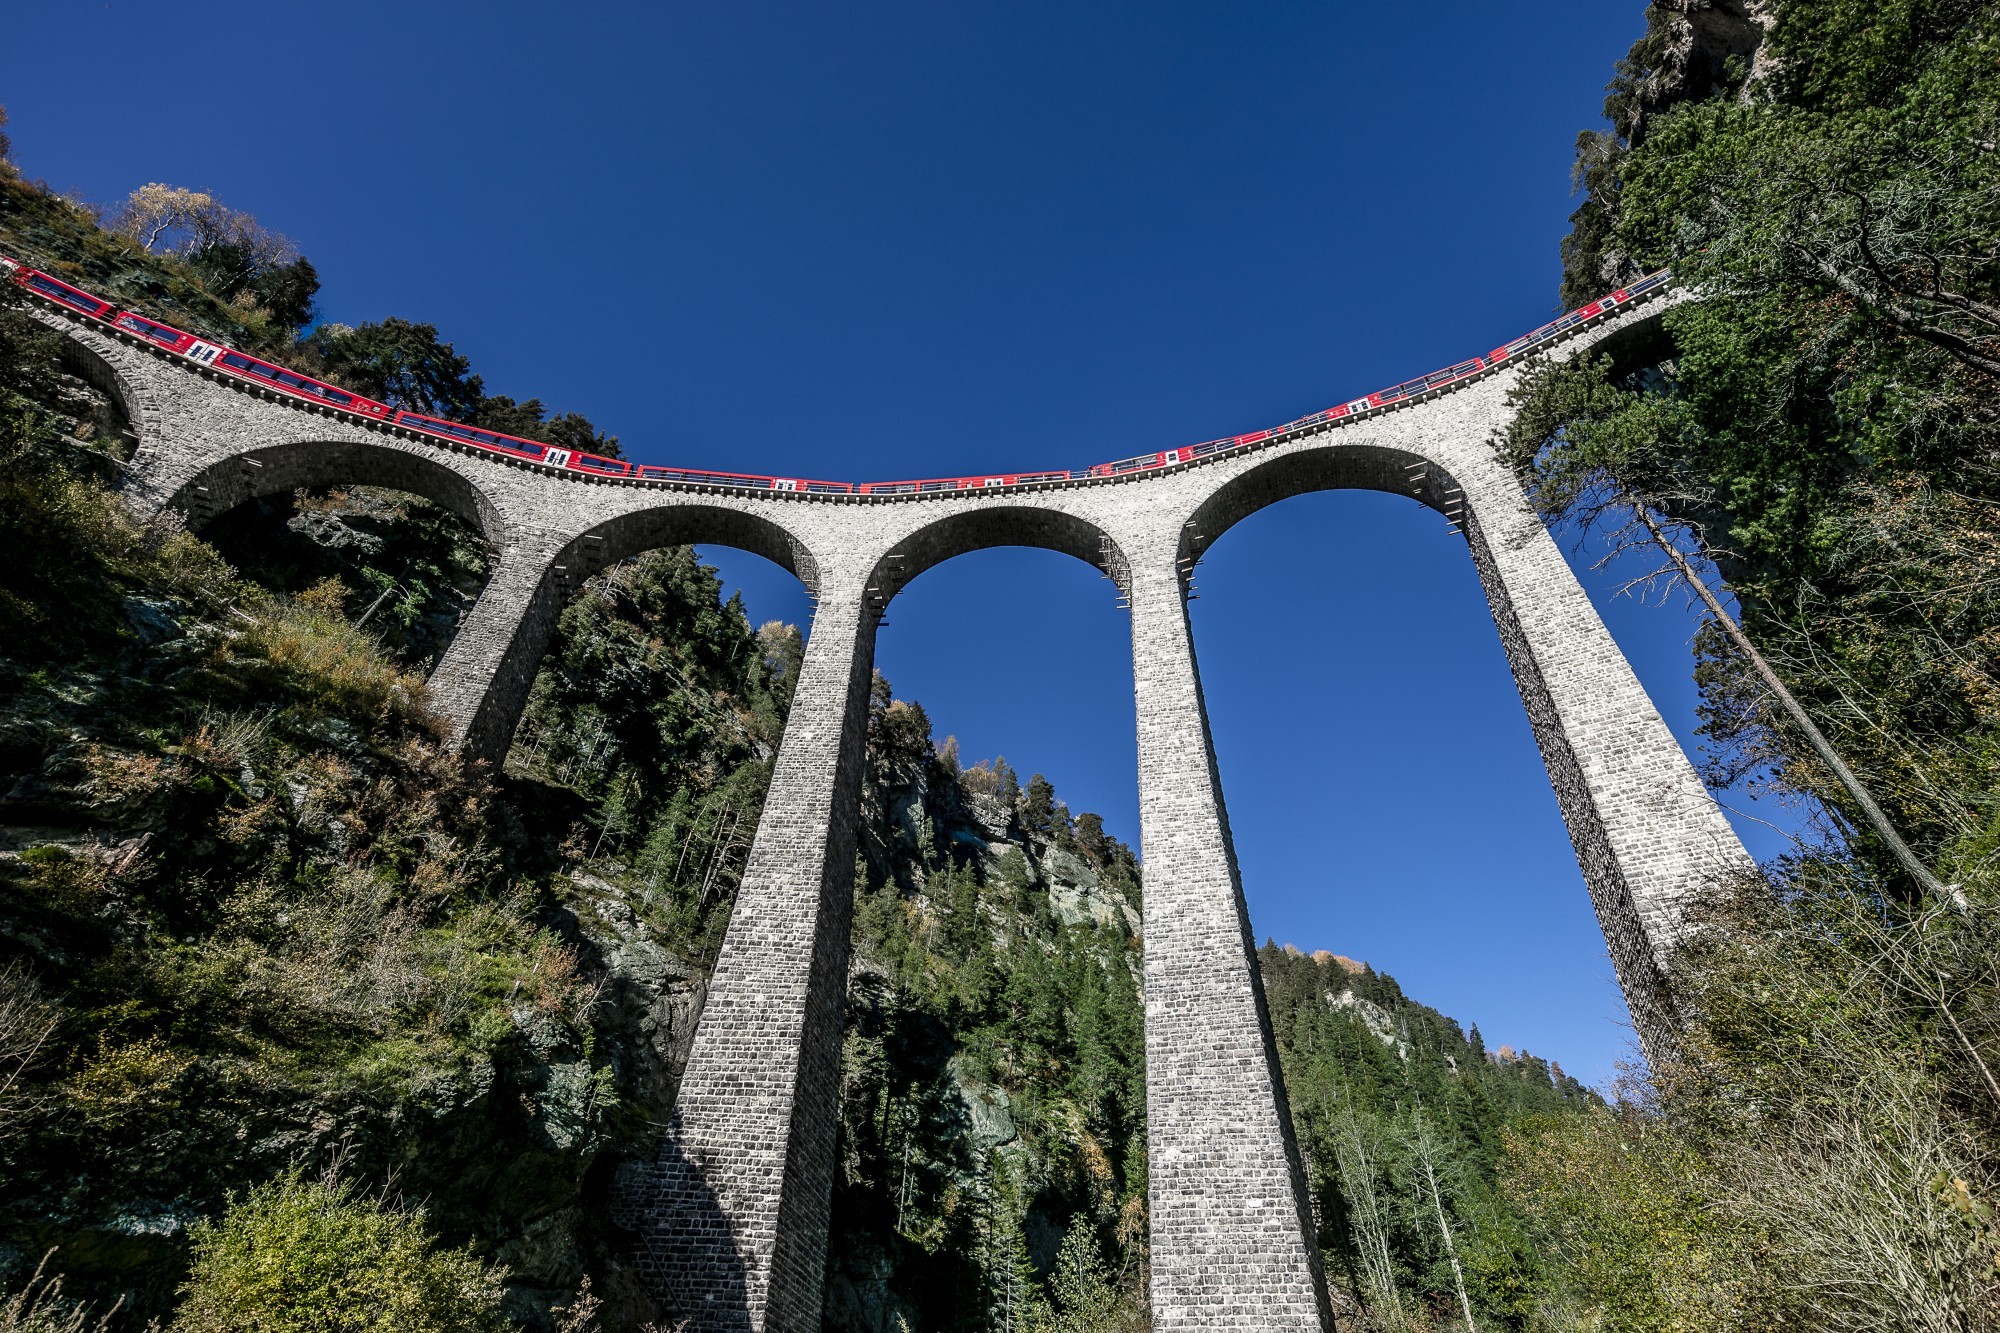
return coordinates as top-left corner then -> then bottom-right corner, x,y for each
165,435 -> 506,539
436,498 -> 823,764
1178,441 -> 1464,568
1166,425 -> 1751,1064
44,320 -> 151,442
556,501 -> 821,599
865,502 -> 1131,611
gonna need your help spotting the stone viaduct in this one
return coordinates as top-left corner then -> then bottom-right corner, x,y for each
30,284 -> 1751,1331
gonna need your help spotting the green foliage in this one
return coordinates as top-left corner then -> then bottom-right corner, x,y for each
0,291 -> 631,1323
301,322 -> 622,457
1521,0 -> 2000,867
0,172 -> 285,356
1501,1107 -> 1737,1331
306,318 -> 484,420
173,1167 -> 507,1333
1261,944 -> 1597,1327
475,396 -> 622,461
827,681 -> 1148,1330
1505,3 -> 2000,1328
1035,1218 -> 1127,1333
507,547 -> 793,968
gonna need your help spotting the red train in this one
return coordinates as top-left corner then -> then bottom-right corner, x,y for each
3,254 -> 1667,497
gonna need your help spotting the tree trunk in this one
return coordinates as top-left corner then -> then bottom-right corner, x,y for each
1629,503 -> 1953,901
1412,1117 -> 1478,1333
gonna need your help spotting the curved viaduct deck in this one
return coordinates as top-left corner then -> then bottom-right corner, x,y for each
29,284 -> 1747,1333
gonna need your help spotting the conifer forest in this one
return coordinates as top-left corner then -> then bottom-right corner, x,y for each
4,1 -> 2000,1328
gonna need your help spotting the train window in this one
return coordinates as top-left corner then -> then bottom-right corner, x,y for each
27,275 -> 107,314
117,314 -> 185,346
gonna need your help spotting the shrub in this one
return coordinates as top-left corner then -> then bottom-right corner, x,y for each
172,1167 -> 506,1333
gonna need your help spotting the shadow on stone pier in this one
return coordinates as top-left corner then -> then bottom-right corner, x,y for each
616,1126 -> 751,1332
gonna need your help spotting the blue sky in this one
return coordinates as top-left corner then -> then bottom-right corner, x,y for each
4,1 -> 1806,1085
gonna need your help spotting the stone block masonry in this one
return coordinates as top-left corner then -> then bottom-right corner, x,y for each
29,287 -> 1750,1330
1126,549 -> 1333,1330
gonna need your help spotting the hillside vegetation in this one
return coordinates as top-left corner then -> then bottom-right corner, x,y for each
1500,1 -> 2000,1328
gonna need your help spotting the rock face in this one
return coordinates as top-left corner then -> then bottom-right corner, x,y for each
1634,1 -> 1776,130
1041,846 -> 1141,936
566,871 -> 708,1121
1564,1 -> 1778,301
1329,989 -> 1409,1061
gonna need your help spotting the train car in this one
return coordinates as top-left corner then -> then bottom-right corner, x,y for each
1485,273 -> 1664,365
397,411 -> 556,460
858,467 -> 1077,493
564,451 -> 635,477
213,348 -> 392,417
964,470 -> 1075,488
1102,451 -> 1162,475
113,310 -> 205,357
1363,355 -> 1488,410
638,466 -> 852,494
1623,270 -> 1670,300
640,465 -> 768,487
858,477 -> 972,494
1273,408 -> 1339,433
11,265 -> 115,320
397,414 -> 652,484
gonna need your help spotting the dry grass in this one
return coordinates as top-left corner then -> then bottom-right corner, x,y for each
230,583 -> 426,722
0,1253 -> 121,1333
0,963 -> 55,1144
